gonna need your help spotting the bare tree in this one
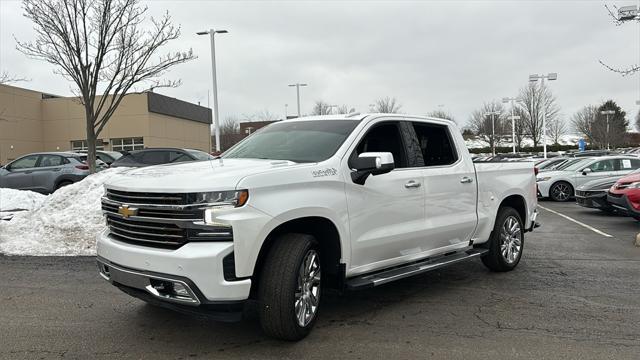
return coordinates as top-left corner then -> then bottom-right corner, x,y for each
511,106 -> 528,150
311,100 -> 332,115
335,105 -> 354,114
0,71 -> 28,84
219,117 -> 240,152
517,81 -> 560,147
600,5 -> 640,76
571,105 -> 599,145
16,0 -> 194,172
373,97 -> 401,113
242,110 -> 278,122
468,101 -> 505,151
548,117 -> 567,145
636,109 -> 640,132
426,109 -> 455,123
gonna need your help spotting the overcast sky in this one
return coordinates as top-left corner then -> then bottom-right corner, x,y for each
1,0 -> 639,130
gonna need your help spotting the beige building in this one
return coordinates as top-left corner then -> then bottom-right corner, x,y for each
0,84 -> 212,164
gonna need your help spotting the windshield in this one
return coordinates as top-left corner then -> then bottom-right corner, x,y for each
186,149 -> 215,161
223,120 -> 359,163
560,159 -> 592,171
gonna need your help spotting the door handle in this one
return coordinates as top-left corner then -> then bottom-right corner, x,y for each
404,180 -> 421,189
460,177 -> 473,184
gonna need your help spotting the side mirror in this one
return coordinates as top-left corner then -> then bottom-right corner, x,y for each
351,152 -> 395,185
582,168 -> 592,175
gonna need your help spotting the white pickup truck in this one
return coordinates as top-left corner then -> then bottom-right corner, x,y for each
97,113 -> 538,340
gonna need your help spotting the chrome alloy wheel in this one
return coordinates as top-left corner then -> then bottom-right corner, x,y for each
500,216 -> 522,264
551,183 -> 571,201
294,250 -> 321,327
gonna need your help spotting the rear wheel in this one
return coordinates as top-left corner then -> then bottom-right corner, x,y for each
549,181 -> 573,202
482,206 -> 524,272
55,180 -> 73,191
258,233 -> 321,341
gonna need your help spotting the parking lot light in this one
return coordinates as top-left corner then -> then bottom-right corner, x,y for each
197,29 -> 228,152
502,97 -> 520,154
484,111 -> 501,156
528,73 -> 558,159
600,110 -> 615,150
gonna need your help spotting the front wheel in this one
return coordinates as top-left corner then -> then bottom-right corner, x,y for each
549,181 -> 573,202
258,233 -> 321,341
482,206 -> 524,272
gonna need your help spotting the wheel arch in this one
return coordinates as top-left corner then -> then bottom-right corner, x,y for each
499,194 -> 527,224
249,216 -> 344,298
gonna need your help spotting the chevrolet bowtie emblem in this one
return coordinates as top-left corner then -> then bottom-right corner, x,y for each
118,205 -> 138,218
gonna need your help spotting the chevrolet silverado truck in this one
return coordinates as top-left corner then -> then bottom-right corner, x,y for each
97,113 -> 538,340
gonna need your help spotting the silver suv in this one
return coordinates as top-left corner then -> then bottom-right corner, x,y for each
0,152 -> 91,194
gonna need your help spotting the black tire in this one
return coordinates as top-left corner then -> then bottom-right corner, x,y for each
481,207 -> 524,272
549,181 -> 574,202
55,180 -> 73,190
258,233 -> 321,341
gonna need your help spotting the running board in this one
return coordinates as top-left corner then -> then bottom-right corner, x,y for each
346,248 -> 488,290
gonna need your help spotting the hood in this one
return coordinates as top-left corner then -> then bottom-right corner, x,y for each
105,158 -> 307,193
577,176 -> 622,191
616,172 -> 640,186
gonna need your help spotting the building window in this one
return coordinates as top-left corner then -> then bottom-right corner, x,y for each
70,139 -> 104,151
111,137 -> 144,152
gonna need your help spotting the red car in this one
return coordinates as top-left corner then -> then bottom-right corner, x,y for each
607,171 -> 640,220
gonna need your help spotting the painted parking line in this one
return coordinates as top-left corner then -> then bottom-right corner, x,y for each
538,205 -> 613,238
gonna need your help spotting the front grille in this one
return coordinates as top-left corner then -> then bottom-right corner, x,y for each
101,201 -> 203,220
575,190 -> 585,197
106,215 -> 186,249
102,190 -> 233,249
106,189 -> 189,205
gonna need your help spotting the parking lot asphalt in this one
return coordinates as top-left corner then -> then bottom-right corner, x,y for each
1,201 -> 639,360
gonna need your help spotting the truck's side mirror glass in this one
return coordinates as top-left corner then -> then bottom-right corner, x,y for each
582,168 -> 592,175
351,152 -> 395,185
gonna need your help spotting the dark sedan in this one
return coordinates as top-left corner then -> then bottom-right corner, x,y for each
575,174 -> 635,213
110,148 -> 214,168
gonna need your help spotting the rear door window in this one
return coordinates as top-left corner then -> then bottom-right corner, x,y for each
617,158 -> 640,171
411,122 -> 458,166
169,151 -> 193,163
140,151 -> 169,165
38,155 -> 64,167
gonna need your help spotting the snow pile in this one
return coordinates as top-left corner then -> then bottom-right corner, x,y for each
0,168 -> 130,256
0,188 -> 47,220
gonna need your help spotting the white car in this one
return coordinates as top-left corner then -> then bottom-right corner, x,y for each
96,114 -> 538,340
536,156 -> 640,201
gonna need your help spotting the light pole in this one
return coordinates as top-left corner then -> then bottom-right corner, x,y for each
484,111 -> 501,156
502,97 -> 520,154
288,83 -> 307,117
197,29 -> 228,153
528,72 -> 558,158
600,110 -> 615,150
284,104 -> 288,119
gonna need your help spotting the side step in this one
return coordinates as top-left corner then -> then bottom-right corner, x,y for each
346,248 -> 488,290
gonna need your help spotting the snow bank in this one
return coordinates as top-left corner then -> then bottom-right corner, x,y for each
0,188 -> 47,212
0,168 -> 130,256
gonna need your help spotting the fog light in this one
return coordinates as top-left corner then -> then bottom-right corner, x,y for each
172,283 -> 190,297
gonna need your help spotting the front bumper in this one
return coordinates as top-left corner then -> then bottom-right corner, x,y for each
536,181 -> 551,198
607,193 -> 640,217
96,230 -> 252,303
97,256 -> 245,321
575,191 -> 611,210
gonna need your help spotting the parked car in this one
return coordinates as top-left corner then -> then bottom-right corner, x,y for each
575,175 -> 629,213
0,152 -> 91,193
607,171 -> 640,220
536,156 -> 640,201
97,114 -> 538,340
110,148 -> 215,168
76,150 -> 123,165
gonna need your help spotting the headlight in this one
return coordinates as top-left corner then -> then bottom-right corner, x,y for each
198,190 -> 249,226
628,182 -> 640,189
536,177 -> 552,182
192,190 -> 248,207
